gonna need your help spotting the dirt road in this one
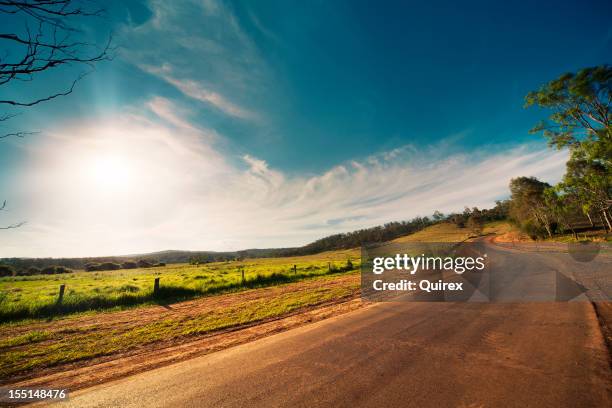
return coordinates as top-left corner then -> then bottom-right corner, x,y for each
43,239 -> 611,407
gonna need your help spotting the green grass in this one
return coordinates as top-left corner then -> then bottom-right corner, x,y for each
0,279 -> 359,379
0,252 -> 359,322
0,331 -> 51,348
392,222 -> 477,243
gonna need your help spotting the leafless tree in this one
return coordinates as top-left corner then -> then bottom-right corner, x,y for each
0,200 -> 25,229
1,0 -> 113,228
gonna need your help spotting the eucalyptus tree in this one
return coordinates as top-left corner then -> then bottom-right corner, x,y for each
525,65 -> 611,232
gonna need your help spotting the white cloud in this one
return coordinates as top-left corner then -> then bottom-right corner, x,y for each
0,99 -> 568,258
159,74 -> 254,119
123,0 -> 263,120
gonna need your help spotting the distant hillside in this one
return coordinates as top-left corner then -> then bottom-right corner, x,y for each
1,203 -> 508,271
0,217 -> 433,271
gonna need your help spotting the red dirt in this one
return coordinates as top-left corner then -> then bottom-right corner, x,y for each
3,275 -> 365,391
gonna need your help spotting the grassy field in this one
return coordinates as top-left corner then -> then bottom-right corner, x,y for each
393,222 -> 477,243
0,223 -> 499,323
0,274 -> 360,380
0,249 -> 359,322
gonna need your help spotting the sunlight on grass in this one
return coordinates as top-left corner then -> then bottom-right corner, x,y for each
0,253 -> 359,322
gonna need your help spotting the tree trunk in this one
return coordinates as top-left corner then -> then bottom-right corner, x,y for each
602,210 -> 612,232
570,227 -> 578,240
586,212 -> 594,228
532,208 -> 553,238
542,213 -> 553,238
599,213 -> 609,232
544,222 -> 553,238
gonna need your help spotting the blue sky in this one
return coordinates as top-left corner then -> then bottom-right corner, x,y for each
0,0 -> 610,257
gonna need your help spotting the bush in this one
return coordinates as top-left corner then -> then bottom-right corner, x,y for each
41,266 -> 56,275
137,260 -> 153,268
121,261 -> 138,269
521,220 -> 547,240
0,265 -> 14,277
100,262 -> 121,271
27,266 -> 41,275
84,262 -> 101,272
85,262 -> 121,272
38,266 -> 72,275
153,262 -> 166,267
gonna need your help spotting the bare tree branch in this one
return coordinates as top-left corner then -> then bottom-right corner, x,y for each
0,222 -> 26,229
1,1 -> 112,231
0,70 -> 91,106
0,1 -> 113,105
0,130 -> 38,138
0,201 -> 25,229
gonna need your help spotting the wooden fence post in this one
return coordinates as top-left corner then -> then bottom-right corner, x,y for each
293,264 -> 297,274
328,262 -> 331,272
241,268 -> 245,285
153,277 -> 160,295
57,284 -> 65,304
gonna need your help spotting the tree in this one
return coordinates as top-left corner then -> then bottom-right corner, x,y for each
509,177 -> 554,238
0,264 -> 15,277
525,65 -> 611,149
543,187 -> 579,239
563,149 -> 612,231
432,210 -> 445,221
466,214 -> 483,236
1,0 -> 112,228
525,65 -> 611,233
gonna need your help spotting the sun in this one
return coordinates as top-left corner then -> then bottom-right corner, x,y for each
88,155 -> 132,191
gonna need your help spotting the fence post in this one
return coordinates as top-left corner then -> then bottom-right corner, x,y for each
293,264 -> 297,274
328,262 -> 331,272
153,277 -> 160,295
57,284 -> 65,304
241,268 -> 245,285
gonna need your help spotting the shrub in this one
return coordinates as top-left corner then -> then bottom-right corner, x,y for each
137,260 -> 153,268
84,263 -> 101,272
98,262 -> 121,271
41,266 -> 56,275
27,266 -> 41,275
121,261 -> 138,269
521,220 -> 547,240
153,262 -> 166,267
54,266 -> 72,274
0,265 -> 15,277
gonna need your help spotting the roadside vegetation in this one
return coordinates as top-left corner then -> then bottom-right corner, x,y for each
0,275 -> 360,380
0,251 -> 358,322
509,65 -> 611,240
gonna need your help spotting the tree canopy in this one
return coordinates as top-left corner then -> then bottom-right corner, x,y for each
518,65 -> 612,237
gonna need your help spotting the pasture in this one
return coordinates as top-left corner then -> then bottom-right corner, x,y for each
0,249 -> 359,322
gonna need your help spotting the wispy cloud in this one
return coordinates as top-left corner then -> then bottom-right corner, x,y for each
0,99 -> 567,257
122,0 -> 264,120
147,69 -> 255,119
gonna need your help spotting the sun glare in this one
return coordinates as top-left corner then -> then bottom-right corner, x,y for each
88,155 -> 132,191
